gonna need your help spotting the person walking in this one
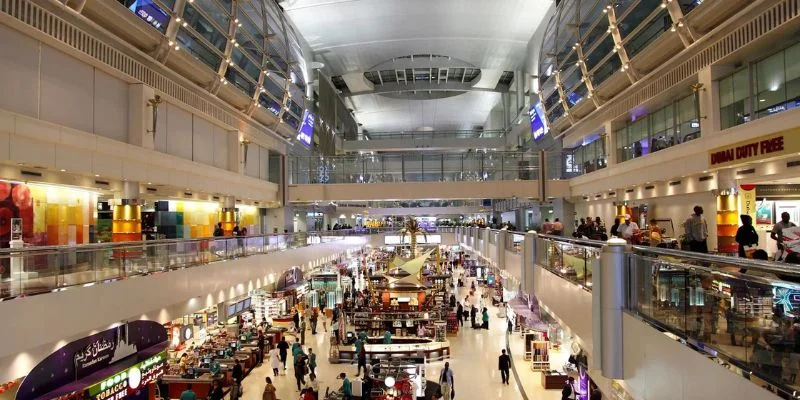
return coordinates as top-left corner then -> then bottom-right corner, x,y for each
294,350 -> 308,391
310,309 -> 319,335
736,215 -> 759,258
232,359 -> 244,385
277,337 -> 289,371
300,316 -> 307,345
438,362 -> 454,400
208,380 -> 224,400
772,212 -> 796,261
262,377 -> 277,400
456,302 -> 464,327
356,347 -> 368,376
498,349 -> 511,385
269,346 -> 281,377
308,347 -> 317,375
470,305 -> 477,328
683,206 -> 709,253
482,307 -> 489,330
257,333 -> 265,365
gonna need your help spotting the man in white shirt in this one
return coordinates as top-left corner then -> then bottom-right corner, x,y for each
617,215 -> 639,242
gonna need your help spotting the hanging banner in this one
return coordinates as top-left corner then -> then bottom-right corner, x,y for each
739,184 -> 757,223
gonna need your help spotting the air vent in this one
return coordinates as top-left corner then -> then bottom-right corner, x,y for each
212,196 -> 220,201
699,175 -> 713,182
146,187 -> 157,192
645,185 -> 655,190
595,194 -> 602,198
582,196 -> 589,200
183,192 -> 192,197
95,180 -> 110,186
254,201 -> 260,205
20,170 -> 42,177
608,192 -> 616,196
737,168 -> 756,175
625,189 -> 634,193
669,180 -> 681,186
787,160 -> 800,168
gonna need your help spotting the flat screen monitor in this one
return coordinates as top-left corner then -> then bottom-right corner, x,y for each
296,110 -> 315,149
217,350 -> 225,357
203,358 -> 211,364
230,342 -> 238,349
240,335 -> 247,341
127,0 -> 169,31
187,368 -> 195,376
530,102 -> 548,142
243,298 -> 251,309
235,301 -> 244,313
227,304 -> 236,317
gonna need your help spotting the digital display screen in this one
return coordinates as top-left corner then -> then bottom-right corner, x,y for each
530,102 -> 548,142
243,298 -> 251,309
128,0 -> 169,32
296,110 -> 315,149
235,301 -> 244,313
227,304 -> 236,317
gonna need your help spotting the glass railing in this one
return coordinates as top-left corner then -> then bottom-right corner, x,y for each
0,228 -> 387,301
626,245 -> 800,397
288,151 -> 540,184
351,129 -> 506,141
536,234 -> 602,290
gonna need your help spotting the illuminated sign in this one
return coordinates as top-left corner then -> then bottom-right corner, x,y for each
708,129 -> 800,168
296,110 -> 315,149
87,351 -> 167,400
530,102 -> 548,142
128,0 -> 169,32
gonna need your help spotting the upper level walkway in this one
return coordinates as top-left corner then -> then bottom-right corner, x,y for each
341,129 -> 507,152
456,226 -> 797,400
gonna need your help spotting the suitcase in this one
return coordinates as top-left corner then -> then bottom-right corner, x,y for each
351,378 -> 363,396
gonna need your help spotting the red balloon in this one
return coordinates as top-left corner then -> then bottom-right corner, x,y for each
0,182 -> 10,200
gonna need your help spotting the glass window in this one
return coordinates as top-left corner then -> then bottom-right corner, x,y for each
650,103 -> 676,152
755,51 -> 786,118
618,0 -> 661,38
675,95 -> 700,143
225,66 -> 256,95
582,20 -> 609,52
175,28 -> 221,70
183,4 -> 228,52
592,54 -> 622,87
566,83 -> 589,106
615,127 -> 629,163
579,0 -> 606,38
288,99 -> 303,119
544,90 -> 561,110
258,93 -> 280,116
585,35 -> 615,71
787,43 -> 800,108
193,0 -> 230,31
549,104 -> 566,121
282,112 -> 300,130
231,48 -> 260,82
263,74 -> 285,100
719,69 -> 750,129
562,67 -> 583,92
628,118 -> 649,158
625,9 -> 671,59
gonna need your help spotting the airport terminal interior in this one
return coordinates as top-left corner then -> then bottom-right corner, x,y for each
2,0 -> 800,399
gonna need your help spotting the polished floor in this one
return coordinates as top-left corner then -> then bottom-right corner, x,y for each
238,274 -> 564,400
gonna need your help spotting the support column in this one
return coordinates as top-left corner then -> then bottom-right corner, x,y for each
522,231 -> 537,294
220,196 -> 236,236
128,84 -> 156,149
698,65 -> 734,136
496,230 -> 507,269
228,131 -> 244,174
112,181 -> 142,242
483,227 -> 491,257
604,121 -> 617,167
593,239 -> 626,379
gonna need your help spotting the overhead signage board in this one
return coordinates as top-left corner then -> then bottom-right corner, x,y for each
384,235 -> 442,245
708,128 -> 800,168
86,351 -> 167,400
530,102 -> 548,142
128,0 -> 169,31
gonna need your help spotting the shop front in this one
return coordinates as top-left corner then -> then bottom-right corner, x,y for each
11,320 -> 168,400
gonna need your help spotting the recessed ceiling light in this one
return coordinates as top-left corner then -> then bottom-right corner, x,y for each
59,169 -> 66,172
94,174 -> 100,177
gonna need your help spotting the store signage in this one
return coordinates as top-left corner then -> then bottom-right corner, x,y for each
86,351 -> 166,400
530,102 -> 548,142
128,0 -> 168,31
16,320 -> 167,400
740,184 -> 757,223
708,129 -> 800,168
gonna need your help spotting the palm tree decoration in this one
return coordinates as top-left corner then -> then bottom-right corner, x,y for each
400,217 -> 427,257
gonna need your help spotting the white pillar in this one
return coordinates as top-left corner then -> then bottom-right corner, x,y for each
522,231 -> 537,294
128,84 -> 156,149
496,231 -> 507,269
593,239 -> 626,379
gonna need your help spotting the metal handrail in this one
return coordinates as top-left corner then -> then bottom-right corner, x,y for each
351,129 -> 507,140
630,244 -> 800,277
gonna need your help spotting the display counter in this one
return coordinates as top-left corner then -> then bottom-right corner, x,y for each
162,374 -> 218,399
334,337 -> 450,363
271,315 -> 294,329
541,371 -> 568,389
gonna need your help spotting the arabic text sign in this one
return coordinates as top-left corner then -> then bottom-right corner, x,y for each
297,110 -> 315,148
86,351 -> 166,400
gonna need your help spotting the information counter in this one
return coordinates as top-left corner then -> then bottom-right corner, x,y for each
334,337 -> 450,363
161,374 -> 218,399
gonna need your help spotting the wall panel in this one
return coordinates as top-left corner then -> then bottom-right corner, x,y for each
213,126 -> 229,169
166,103 -> 192,160
40,46 -> 94,133
92,69 -> 128,142
192,115 -> 214,165
0,25 -> 39,118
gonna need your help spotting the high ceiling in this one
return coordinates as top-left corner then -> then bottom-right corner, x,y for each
283,0 -> 552,133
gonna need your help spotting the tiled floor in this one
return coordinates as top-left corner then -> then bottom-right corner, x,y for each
239,272 -> 565,399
